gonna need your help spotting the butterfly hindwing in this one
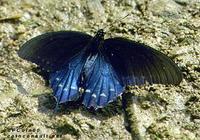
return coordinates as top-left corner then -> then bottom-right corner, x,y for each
104,37 -> 182,86
82,54 -> 124,109
49,52 -> 87,103
18,31 -> 92,71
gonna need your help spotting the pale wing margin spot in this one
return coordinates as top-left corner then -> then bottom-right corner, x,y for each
92,94 -> 97,98
63,88 -> 68,91
85,89 -> 91,93
71,86 -> 77,90
100,93 -> 106,97
58,84 -> 63,87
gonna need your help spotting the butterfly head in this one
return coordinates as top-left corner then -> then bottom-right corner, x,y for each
96,29 -> 104,37
94,29 -> 104,41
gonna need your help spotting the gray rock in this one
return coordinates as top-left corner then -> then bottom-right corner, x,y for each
86,0 -> 105,21
173,0 -> 189,5
0,42 -> 3,50
148,0 -> 182,18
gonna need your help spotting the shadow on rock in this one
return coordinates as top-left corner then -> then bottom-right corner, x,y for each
37,92 -> 123,120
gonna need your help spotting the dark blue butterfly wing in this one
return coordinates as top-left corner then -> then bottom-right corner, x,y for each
49,52 -> 87,103
82,54 -> 124,109
104,37 -> 182,86
18,31 -> 92,71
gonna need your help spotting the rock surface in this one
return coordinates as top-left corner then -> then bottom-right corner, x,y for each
0,0 -> 200,139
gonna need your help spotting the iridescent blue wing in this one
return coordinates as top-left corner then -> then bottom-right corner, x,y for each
104,38 -> 182,86
18,31 -> 92,71
49,52 -> 87,103
82,54 -> 124,109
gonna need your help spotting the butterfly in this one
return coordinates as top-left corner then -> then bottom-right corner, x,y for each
18,29 -> 182,109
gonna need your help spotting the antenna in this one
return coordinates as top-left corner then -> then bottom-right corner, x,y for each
100,13 -> 131,32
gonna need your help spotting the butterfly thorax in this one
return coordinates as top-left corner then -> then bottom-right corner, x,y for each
86,29 -> 105,53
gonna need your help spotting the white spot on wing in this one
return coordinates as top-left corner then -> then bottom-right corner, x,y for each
71,86 -> 77,90
55,78 -> 60,81
92,94 -> 96,98
85,89 -> 91,93
64,88 -> 68,91
58,84 -> 63,87
100,93 -> 106,97
110,88 -> 115,92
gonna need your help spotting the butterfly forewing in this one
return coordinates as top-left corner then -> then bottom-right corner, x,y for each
104,37 -> 182,86
18,31 -> 92,71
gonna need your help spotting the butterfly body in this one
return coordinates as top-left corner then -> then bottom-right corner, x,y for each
18,29 -> 182,109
